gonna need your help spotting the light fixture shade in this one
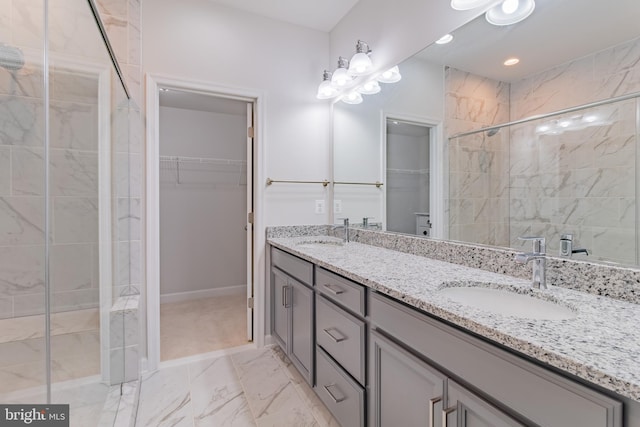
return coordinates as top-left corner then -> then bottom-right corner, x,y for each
486,0 -> 535,26
348,52 -> 373,76
317,80 -> 338,99
450,0 -> 495,10
377,66 -> 402,84
357,80 -> 381,95
316,70 -> 338,99
341,91 -> 363,104
348,40 -> 373,76
331,57 -> 352,88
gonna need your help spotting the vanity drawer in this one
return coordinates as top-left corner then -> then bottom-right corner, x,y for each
315,346 -> 365,427
316,267 -> 366,316
369,292 -> 622,427
316,295 -> 366,384
271,247 -> 313,286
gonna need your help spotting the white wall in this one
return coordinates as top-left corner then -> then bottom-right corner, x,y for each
333,56 -> 445,224
143,0 -> 332,227
158,106 -> 247,296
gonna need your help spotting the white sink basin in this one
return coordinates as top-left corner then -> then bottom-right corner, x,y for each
439,285 -> 576,320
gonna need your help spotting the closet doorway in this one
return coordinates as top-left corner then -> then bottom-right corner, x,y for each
385,119 -> 433,237
154,87 -> 255,362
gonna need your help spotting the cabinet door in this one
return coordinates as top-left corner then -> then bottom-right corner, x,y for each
445,380 -> 525,427
290,277 -> 314,384
370,330 -> 446,427
271,268 -> 290,352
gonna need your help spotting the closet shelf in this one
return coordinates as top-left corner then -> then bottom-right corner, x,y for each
387,168 -> 429,175
160,155 -> 247,186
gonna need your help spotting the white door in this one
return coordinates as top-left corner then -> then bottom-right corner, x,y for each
246,102 -> 254,341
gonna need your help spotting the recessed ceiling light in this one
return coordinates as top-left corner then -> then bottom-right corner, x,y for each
504,57 -> 520,66
436,34 -> 454,45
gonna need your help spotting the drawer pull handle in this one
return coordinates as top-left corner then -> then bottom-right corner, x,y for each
323,327 -> 346,343
282,285 -> 291,308
442,405 -> 457,427
323,383 -> 346,403
429,396 -> 442,427
323,283 -> 345,295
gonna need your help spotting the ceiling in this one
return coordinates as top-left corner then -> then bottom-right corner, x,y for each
206,0 -> 361,32
418,0 -> 640,82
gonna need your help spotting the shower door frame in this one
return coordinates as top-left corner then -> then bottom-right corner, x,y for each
144,74 -> 265,372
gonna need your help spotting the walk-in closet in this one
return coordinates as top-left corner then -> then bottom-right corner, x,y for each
158,89 -> 251,361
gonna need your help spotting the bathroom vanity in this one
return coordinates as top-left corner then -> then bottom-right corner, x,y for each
268,228 -> 640,427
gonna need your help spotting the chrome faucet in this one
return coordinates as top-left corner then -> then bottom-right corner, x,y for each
362,217 -> 374,229
514,236 -> 547,289
559,234 -> 589,257
334,218 -> 350,243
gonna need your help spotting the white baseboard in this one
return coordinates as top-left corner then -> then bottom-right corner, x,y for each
160,285 -> 246,304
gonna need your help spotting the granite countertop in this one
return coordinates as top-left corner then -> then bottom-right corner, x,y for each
268,235 -> 640,402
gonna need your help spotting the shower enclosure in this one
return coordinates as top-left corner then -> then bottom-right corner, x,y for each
448,95 -> 639,266
0,0 -> 138,425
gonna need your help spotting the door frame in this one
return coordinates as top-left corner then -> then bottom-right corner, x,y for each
381,112 -> 445,239
144,74 -> 265,371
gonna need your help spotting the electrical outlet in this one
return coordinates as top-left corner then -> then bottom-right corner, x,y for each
334,199 -> 342,214
315,200 -> 325,214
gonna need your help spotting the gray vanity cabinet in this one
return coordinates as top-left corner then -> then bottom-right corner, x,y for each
314,266 -> 367,427
445,380 -> 524,427
369,291 -> 623,427
369,329 -> 446,427
270,247 -> 314,385
271,267 -> 290,351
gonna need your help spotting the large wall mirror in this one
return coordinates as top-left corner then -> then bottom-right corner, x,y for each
332,0 -> 640,266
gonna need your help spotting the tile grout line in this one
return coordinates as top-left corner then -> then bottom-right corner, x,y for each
268,346 -> 328,427
186,363 -> 196,427
229,350 -> 262,426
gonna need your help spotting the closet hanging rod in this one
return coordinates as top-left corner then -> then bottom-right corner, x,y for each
266,178 -> 330,187
333,181 -> 384,188
159,155 -> 246,165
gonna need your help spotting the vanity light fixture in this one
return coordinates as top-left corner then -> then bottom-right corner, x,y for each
341,91 -> 364,105
436,34 -> 454,45
316,40 -> 401,103
348,40 -> 373,76
486,0 -> 535,26
357,80 -> 381,95
316,70 -> 339,100
504,57 -> 520,66
331,57 -> 352,88
377,65 -> 402,83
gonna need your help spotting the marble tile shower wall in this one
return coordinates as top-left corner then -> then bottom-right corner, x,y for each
445,37 -> 640,263
445,67 -> 511,247
508,37 -> 640,265
0,0 -> 142,319
96,0 -> 143,300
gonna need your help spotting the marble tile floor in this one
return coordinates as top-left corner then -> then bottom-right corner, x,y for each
0,309 -> 101,394
0,375 -> 112,427
161,294 -> 248,361
135,345 -> 340,427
